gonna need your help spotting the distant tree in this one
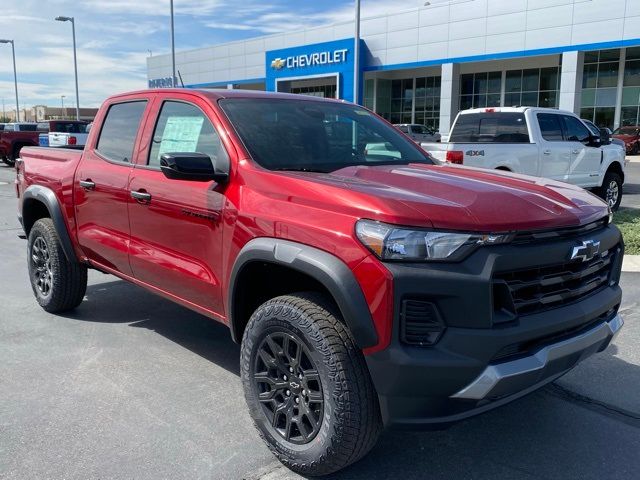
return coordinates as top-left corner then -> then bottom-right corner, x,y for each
0,116 -> 11,123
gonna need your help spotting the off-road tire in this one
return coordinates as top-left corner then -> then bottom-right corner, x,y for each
597,171 -> 623,211
241,292 -> 382,476
27,218 -> 87,313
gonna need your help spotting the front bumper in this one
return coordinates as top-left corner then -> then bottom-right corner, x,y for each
365,223 -> 624,428
451,313 -> 622,400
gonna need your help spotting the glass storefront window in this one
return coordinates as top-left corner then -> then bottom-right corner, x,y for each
373,76 -> 440,130
505,66 -> 560,108
581,48 -> 623,129
459,71 -> 500,109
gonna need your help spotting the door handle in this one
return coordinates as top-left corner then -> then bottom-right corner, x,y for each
543,150 -> 551,155
131,190 -> 152,203
79,179 -> 95,190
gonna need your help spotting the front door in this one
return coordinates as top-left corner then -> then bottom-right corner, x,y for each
536,112 -> 571,182
74,100 -> 149,276
561,115 -> 602,187
127,98 -> 229,315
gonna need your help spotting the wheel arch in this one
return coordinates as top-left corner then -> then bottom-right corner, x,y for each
605,160 -> 625,184
21,185 -> 78,263
228,238 -> 378,349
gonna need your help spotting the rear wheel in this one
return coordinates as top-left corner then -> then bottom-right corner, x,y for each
28,218 -> 87,313
598,172 -> 623,211
241,293 -> 382,476
632,143 -> 639,155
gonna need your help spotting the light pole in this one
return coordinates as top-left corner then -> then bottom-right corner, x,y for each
170,0 -> 176,87
61,95 -> 66,119
353,0 -> 361,105
0,39 -> 20,122
55,16 -> 80,120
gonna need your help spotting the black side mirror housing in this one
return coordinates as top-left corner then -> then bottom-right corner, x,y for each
586,134 -> 602,148
160,152 -> 228,183
599,128 -> 611,145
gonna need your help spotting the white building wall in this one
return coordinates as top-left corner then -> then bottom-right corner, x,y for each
148,0 -> 640,87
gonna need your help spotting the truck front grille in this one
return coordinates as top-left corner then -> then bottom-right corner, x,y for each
494,247 -> 619,316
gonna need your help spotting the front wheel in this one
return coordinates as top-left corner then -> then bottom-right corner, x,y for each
598,172 -> 623,211
240,293 -> 382,476
28,218 -> 87,313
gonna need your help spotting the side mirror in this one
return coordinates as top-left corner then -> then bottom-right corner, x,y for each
599,128 -> 611,145
160,152 -> 228,183
586,134 -> 601,148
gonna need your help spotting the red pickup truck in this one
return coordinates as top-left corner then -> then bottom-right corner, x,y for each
1,120 -> 88,166
16,89 -> 624,476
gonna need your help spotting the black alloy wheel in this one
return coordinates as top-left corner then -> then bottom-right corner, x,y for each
30,236 -> 53,297
253,331 -> 324,445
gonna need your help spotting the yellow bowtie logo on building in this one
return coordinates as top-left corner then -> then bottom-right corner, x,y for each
271,58 -> 285,70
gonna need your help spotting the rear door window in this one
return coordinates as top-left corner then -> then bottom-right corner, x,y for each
96,101 -> 147,163
537,113 -> 564,141
449,113 -> 529,143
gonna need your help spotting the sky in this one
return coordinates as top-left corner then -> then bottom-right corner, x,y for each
0,0 -> 430,112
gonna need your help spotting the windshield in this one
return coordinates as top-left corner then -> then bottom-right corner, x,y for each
219,98 -> 432,173
613,127 -> 639,135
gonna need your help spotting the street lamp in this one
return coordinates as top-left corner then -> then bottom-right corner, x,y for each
61,95 -> 66,119
353,0 -> 361,105
55,16 -> 80,120
0,39 -> 20,122
170,0 -> 176,87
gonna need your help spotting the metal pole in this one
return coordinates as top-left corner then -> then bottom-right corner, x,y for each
61,96 -> 65,119
10,41 -> 20,121
353,0 -> 361,105
170,0 -> 176,87
71,19 -> 80,120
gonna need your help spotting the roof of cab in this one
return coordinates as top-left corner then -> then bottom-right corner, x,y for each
458,106 -> 575,115
107,88 -> 346,104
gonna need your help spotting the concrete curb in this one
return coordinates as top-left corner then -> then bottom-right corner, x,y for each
622,255 -> 640,273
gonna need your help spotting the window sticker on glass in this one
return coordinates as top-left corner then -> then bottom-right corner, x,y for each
354,109 -> 371,116
158,116 -> 205,156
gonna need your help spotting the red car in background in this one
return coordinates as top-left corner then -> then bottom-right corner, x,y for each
612,126 -> 640,155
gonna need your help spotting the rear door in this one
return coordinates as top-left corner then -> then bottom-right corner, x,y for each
74,98 -> 150,275
560,115 -> 602,187
127,95 -> 230,315
536,112 -> 571,182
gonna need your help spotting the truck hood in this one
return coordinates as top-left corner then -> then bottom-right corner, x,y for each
286,164 -> 608,232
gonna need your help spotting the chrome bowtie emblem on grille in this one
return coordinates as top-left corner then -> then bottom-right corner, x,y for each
570,240 -> 601,262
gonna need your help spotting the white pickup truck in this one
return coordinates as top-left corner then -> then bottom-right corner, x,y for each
422,107 -> 626,209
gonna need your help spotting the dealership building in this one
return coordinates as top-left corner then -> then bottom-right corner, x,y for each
147,0 -> 640,133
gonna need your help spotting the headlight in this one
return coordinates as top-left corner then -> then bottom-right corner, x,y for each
355,219 -> 513,261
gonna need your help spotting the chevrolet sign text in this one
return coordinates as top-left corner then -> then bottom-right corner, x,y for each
271,49 -> 349,70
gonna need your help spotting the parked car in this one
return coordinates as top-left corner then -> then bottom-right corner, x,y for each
422,107 -> 626,210
17,89 -> 624,476
395,123 -> 441,143
582,120 -> 627,152
0,120 -> 87,166
612,126 -> 640,155
47,121 -> 90,148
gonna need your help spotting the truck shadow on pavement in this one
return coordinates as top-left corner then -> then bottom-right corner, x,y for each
63,278 -> 640,480
61,278 -> 241,376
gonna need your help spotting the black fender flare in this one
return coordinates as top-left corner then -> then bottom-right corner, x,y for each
21,185 -> 78,263
228,238 -> 379,349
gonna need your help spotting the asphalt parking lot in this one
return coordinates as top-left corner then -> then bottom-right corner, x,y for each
1,161 -> 639,480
